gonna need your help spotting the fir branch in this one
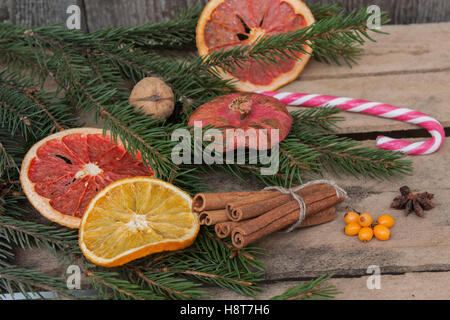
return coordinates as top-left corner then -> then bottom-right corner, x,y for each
201,6 -> 389,72
0,233 -> 14,267
309,3 -> 343,20
149,266 -> 254,287
290,107 -> 344,132
90,4 -> 202,49
24,87 -> 65,132
146,229 -> 265,297
0,267 -> 77,300
0,141 -> 19,179
83,268 -> 164,300
270,274 -> 340,300
134,270 -> 210,300
286,124 -> 413,180
0,70 -> 75,140
0,215 -> 79,256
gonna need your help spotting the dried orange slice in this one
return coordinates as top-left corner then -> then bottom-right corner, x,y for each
196,0 -> 315,92
79,177 -> 199,267
20,128 -> 154,229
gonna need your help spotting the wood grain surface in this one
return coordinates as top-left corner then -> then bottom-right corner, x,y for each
0,0 -> 449,30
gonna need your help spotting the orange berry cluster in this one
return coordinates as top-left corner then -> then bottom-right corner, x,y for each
344,211 -> 395,242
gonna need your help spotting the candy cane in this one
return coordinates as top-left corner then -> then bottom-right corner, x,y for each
257,91 -> 445,155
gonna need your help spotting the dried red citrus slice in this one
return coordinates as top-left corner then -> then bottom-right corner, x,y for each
20,128 -> 154,229
196,0 -> 315,92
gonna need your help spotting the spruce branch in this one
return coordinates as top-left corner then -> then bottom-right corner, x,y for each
0,267 -> 77,300
286,123 -> 413,180
309,3 -> 343,20
83,268 -> 164,300
90,4 -> 202,49
270,274 -> 339,300
0,215 -> 79,257
134,269 -> 210,300
201,6 -> 389,73
143,228 -> 265,297
0,70 -> 75,140
0,141 -> 19,180
0,233 -> 14,267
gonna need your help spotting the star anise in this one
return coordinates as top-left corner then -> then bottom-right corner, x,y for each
391,186 -> 435,217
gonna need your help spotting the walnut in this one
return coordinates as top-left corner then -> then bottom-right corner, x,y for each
128,77 -> 175,119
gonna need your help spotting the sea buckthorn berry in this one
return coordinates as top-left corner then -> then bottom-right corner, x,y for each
344,211 -> 360,225
358,227 -> 374,242
377,215 -> 395,228
358,213 -> 373,227
344,222 -> 361,236
374,224 -> 391,241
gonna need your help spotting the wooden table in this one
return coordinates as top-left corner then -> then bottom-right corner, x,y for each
16,22 -> 450,300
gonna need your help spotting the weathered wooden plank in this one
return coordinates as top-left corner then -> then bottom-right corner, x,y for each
0,0 -> 87,30
3,0 -> 450,30
299,23 -> 450,80
83,0 -> 209,31
311,0 -> 450,25
208,271 -> 450,299
83,0 -> 450,30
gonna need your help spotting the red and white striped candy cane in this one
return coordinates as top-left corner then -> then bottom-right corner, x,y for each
257,91 -> 445,155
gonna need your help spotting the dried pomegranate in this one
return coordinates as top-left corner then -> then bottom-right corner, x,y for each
188,92 -> 292,150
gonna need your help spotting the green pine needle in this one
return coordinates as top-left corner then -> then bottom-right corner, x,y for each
270,274 -> 340,300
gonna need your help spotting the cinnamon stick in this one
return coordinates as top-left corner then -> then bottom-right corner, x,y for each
214,221 -> 242,238
298,206 -> 336,228
231,195 -> 344,249
199,210 -> 229,226
192,190 -> 276,212
227,183 -> 336,221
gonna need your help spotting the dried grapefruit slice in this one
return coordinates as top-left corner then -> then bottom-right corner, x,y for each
196,0 -> 315,92
79,177 -> 199,267
20,128 -> 154,229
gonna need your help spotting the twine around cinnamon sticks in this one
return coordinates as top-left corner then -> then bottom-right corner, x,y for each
193,180 -> 347,249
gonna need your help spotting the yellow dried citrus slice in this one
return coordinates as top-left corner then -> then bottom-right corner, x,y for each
79,177 -> 199,267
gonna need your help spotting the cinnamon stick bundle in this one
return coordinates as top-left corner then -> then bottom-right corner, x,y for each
231,194 -> 344,249
199,210 -> 229,225
216,207 -> 335,239
227,183 -> 336,221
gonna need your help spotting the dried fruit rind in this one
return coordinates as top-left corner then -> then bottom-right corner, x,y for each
79,177 -> 199,267
188,92 -> 292,150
